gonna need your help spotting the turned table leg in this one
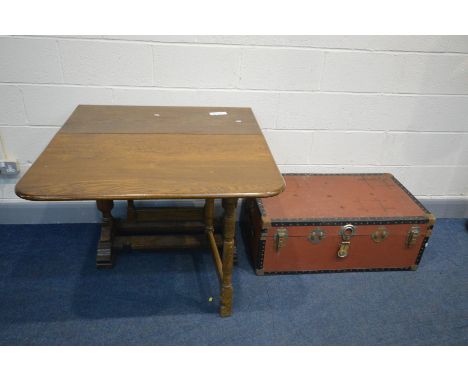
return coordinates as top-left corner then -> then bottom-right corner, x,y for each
96,199 -> 115,269
204,198 -> 215,234
220,198 -> 238,317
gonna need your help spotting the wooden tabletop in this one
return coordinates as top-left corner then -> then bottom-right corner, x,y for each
16,105 -> 285,201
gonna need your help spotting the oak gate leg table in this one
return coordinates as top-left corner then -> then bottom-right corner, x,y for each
15,105 -> 284,317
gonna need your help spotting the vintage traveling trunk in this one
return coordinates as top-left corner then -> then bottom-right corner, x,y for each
241,174 -> 435,275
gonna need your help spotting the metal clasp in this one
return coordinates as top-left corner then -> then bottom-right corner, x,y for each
337,224 -> 355,258
406,226 -> 420,248
371,226 -> 388,243
309,228 -> 326,244
275,228 -> 288,251
337,241 -> 350,258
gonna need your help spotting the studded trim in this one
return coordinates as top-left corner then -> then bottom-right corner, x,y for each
256,239 -> 266,270
416,236 -> 430,265
261,267 -> 413,275
270,217 -> 428,227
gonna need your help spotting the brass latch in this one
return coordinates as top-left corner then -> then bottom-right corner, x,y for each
309,228 -> 326,243
275,228 -> 288,251
371,226 -> 388,243
337,224 -> 355,258
406,226 -> 420,248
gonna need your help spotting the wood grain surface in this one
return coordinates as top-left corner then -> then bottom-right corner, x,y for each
15,106 -> 284,201
61,105 -> 262,135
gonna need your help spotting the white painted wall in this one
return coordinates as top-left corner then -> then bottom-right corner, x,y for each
1,35 -> 468,204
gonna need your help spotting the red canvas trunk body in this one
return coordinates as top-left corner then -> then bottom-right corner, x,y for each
241,174 -> 435,275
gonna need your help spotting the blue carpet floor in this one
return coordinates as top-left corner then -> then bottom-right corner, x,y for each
0,218 -> 466,345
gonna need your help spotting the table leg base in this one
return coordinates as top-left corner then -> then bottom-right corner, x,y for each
95,229 -> 228,265
96,235 -> 114,269
219,198 -> 237,318
220,285 -> 233,317
95,199 -> 239,316
112,233 -> 224,251
96,200 -> 114,269
96,251 -> 114,269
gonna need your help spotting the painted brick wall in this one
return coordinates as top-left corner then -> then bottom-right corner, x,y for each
1,35 -> 467,201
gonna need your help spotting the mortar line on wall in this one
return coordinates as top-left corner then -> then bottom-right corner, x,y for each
16,86 -> 30,125
1,124 -> 467,135
379,130 -> 388,167
110,87 -> 115,104
262,128 -> 468,135
151,45 -> 156,86
1,82 -> 468,98
236,48 -> 245,90
3,125 -> 61,130
55,40 -> 66,84
0,124 -> 57,128
12,35 -> 468,57
380,92 -> 389,168
318,51 -> 327,91
272,93 -> 281,130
